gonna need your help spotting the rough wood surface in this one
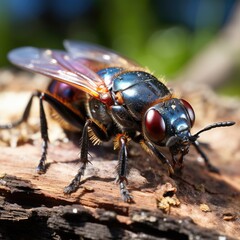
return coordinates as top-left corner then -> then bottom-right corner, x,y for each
0,71 -> 240,239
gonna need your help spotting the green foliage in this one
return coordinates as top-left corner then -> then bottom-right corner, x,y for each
0,0 -> 238,96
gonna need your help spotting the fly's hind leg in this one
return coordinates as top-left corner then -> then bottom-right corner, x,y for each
0,91 -> 49,173
38,92 -> 85,173
36,92 -> 49,173
1,90 -> 86,175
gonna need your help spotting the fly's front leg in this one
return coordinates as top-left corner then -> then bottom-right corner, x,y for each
115,134 -> 133,202
192,141 -> 219,173
143,140 -> 174,175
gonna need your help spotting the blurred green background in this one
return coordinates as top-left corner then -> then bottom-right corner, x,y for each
0,0 -> 239,96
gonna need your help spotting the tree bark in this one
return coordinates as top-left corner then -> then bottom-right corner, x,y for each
0,72 -> 239,239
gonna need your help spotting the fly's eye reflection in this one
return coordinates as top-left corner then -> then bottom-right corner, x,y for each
144,109 -> 166,143
1,40 -> 235,202
181,99 -> 195,127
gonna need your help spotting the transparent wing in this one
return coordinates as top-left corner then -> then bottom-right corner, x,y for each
64,40 -> 140,68
8,47 -> 108,98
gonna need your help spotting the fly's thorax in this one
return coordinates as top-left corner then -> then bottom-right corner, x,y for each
97,67 -> 124,89
111,71 -> 170,121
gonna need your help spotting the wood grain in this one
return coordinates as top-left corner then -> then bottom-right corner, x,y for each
0,71 -> 239,239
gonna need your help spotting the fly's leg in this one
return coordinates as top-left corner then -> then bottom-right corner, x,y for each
37,92 -> 86,173
1,90 -> 86,174
143,140 -> 174,175
64,119 -> 110,194
192,141 -> 219,173
36,93 -> 49,173
0,91 -> 49,173
64,120 -> 91,194
115,134 -> 133,202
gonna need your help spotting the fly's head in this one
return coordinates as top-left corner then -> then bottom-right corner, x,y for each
143,98 -> 195,165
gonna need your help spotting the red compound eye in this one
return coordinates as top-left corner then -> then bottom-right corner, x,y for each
181,99 -> 195,127
144,109 -> 166,143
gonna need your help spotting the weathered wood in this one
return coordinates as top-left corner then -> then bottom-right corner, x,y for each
0,71 -> 239,239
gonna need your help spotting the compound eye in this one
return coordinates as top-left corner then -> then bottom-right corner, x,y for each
181,99 -> 195,127
144,109 -> 166,143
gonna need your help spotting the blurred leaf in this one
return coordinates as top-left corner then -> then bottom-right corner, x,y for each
0,1 -> 11,65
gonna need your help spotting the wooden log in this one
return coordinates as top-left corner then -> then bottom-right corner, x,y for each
0,71 -> 239,239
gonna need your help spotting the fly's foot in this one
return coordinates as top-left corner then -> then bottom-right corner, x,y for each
64,183 -> 78,195
120,187 -> 133,202
36,162 -> 46,174
64,178 -> 81,195
117,176 -> 133,203
64,179 -> 81,195
64,169 -> 84,194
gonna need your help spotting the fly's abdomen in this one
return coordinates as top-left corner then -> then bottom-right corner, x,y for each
47,80 -> 86,103
47,80 -> 87,131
